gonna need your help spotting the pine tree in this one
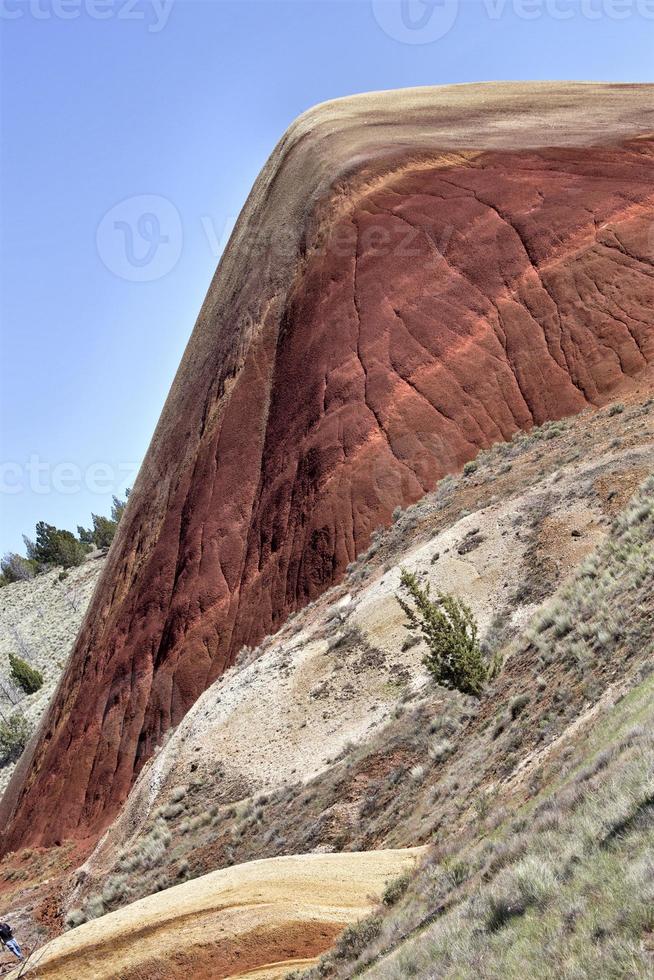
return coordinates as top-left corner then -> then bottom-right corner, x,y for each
396,569 -> 492,697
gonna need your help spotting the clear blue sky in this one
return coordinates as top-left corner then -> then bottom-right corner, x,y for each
1,0 -> 653,554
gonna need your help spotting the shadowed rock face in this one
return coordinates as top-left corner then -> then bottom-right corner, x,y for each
2,83 -> 654,853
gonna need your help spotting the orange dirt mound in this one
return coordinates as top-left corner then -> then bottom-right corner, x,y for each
13,849 -> 425,979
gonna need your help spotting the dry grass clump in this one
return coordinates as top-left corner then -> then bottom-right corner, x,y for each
481,855 -> 558,931
117,820 -> 172,873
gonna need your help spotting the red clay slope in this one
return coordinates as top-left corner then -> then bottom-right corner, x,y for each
2,83 -> 654,853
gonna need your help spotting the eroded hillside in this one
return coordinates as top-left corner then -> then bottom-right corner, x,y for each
1,388 -> 651,970
67,392 -> 654,900
2,83 -> 654,858
2,392 -> 652,978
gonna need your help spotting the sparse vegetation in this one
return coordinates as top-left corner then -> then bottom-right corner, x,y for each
0,712 -> 31,767
78,491 -> 130,550
24,521 -> 89,570
67,467 -> 654,931
20,401 -> 653,973
297,475 -> 654,980
117,820 -> 171,874
0,491 -> 129,588
65,820 -> 173,927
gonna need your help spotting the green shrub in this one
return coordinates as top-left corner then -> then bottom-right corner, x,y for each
24,522 -> 88,569
333,914 -> 383,962
0,713 -> 31,766
396,570 -> 493,697
9,653 -> 44,695
463,460 -> 478,476
78,492 -> 130,551
510,693 -> 530,720
92,515 -> 117,549
382,869 -> 414,907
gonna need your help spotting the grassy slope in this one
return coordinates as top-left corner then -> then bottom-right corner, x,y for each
297,474 -> 654,979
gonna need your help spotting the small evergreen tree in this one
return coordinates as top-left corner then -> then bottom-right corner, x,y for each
77,525 -> 95,546
78,491 -> 130,551
111,489 -> 130,523
9,653 -> 44,695
24,522 -> 88,569
90,514 -> 118,549
396,569 -> 493,697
